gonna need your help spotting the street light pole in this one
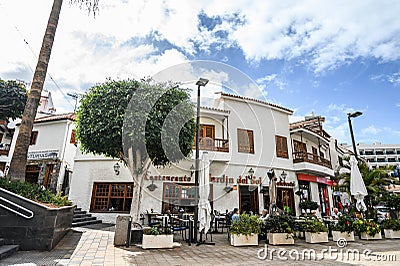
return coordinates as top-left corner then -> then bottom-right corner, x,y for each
347,111 -> 362,161
194,78 -> 208,243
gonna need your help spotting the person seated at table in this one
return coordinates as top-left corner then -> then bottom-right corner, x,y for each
331,208 -> 342,219
259,209 -> 269,222
231,208 -> 240,222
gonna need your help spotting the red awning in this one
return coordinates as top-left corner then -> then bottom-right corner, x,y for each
297,173 -> 333,186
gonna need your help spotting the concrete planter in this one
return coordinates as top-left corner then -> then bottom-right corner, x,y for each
332,231 -> 355,242
142,234 -> 173,249
0,188 -> 74,250
305,232 -> 329,243
268,233 -> 294,245
230,234 -> 258,246
360,232 -> 382,240
384,229 -> 400,239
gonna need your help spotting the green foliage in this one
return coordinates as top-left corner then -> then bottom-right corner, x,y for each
385,194 -> 400,211
77,78 -> 196,168
353,218 -> 380,236
0,178 -> 72,207
230,212 -> 263,236
265,214 -> 295,233
299,200 -> 319,210
301,216 -> 328,233
143,226 -> 172,235
332,214 -> 354,233
381,219 -> 400,231
77,79 -> 140,159
0,79 -> 27,120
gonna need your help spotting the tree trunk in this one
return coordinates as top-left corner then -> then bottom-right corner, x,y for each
8,0 -> 63,181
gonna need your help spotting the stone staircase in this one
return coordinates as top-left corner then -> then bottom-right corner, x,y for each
72,207 -> 102,227
0,238 -> 19,260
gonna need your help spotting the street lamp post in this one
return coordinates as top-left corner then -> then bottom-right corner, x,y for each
347,111 -> 362,161
194,78 -> 209,243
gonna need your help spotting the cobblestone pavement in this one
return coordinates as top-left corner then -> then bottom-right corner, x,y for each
1,224 -> 400,266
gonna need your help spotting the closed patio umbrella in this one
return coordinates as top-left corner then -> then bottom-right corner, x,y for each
268,169 -> 278,214
350,156 -> 368,212
198,152 -> 212,234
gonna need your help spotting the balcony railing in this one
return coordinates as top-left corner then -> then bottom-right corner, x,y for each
196,137 -> 229,152
0,143 -> 10,156
293,151 -> 332,169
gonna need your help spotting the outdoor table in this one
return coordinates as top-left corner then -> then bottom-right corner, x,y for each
146,212 -> 161,226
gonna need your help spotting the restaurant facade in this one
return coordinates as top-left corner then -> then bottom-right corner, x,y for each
69,93 -> 341,223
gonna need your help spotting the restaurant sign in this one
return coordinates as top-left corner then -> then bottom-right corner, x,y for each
27,149 -> 59,160
145,174 -> 262,185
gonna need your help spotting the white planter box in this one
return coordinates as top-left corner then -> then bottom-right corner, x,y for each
360,232 -> 382,240
384,229 -> 400,239
268,233 -> 294,245
142,234 -> 173,249
332,231 -> 355,242
230,234 -> 258,246
305,232 -> 329,243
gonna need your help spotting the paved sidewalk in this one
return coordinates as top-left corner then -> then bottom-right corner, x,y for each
1,224 -> 400,265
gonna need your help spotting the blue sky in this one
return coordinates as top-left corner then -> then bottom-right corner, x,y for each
0,0 -> 399,145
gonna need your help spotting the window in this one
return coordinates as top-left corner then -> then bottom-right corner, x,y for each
70,129 -> 77,144
162,183 -> 213,213
275,135 -> 288,158
237,129 -> 254,154
90,182 -> 134,212
30,131 -> 38,145
298,181 -> 310,201
200,124 -> 215,139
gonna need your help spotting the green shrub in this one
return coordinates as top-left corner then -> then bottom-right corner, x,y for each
230,212 -> 263,236
301,216 -> 328,233
299,200 -> 319,210
144,226 -> 172,235
353,218 -> 380,236
332,214 -> 354,233
265,213 -> 295,233
381,219 -> 400,231
0,178 -> 72,207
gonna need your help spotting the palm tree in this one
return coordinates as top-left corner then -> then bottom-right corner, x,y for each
8,0 -> 98,181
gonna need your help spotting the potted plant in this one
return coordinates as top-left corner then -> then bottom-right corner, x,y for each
353,218 -> 381,240
265,214 -> 295,245
332,215 -> 355,241
142,226 -> 173,249
302,216 -> 329,243
230,212 -> 263,246
381,219 -> 400,239
299,200 -> 319,214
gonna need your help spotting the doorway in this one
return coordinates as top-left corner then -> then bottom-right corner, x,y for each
277,187 -> 295,214
43,164 -> 54,188
239,185 -> 259,214
25,165 -> 40,184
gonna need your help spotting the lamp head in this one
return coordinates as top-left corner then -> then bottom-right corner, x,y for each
113,162 -> 120,175
196,78 -> 209,87
348,111 -> 362,118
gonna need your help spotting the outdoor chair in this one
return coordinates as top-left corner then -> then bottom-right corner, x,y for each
168,213 -> 188,241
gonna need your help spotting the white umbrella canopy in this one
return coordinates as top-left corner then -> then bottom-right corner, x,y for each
198,152 -> 212,234
349,155 -> 368,212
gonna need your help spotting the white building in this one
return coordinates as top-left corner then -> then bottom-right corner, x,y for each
8,113 -> 77,194
69,92 -> 341,223
358,142 -> 400,169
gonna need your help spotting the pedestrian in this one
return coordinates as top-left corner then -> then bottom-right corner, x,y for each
231,208 -> 240,222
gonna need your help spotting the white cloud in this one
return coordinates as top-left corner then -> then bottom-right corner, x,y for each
361,125 -> 381,136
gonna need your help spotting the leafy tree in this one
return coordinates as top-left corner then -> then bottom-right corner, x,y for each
77,79 -> 196,220
0,79 -> 27,120
9,0 -> 99,181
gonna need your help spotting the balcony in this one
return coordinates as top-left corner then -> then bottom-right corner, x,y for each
0,143 -> 10,156
293,151 -> 332,169
197,137 -> 229,152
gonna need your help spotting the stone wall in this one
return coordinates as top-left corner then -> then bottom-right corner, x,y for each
0,188 -> 74,250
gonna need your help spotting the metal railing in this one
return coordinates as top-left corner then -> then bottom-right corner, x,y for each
0,196 -> 34,219
293,151 -> 332,169
196,137 -> 229,152
0,143 -> 10,156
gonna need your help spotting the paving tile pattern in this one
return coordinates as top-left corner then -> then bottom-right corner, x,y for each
1,224 -> 399,265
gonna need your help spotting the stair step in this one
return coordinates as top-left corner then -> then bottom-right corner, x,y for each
74,207 -> 82,212
72,220 -> 102,227
73,216 -> 97,223
73,210 -> 87,215
0,238 -> 4,246
73,213 -> 92,218
0,245 -> 19,260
